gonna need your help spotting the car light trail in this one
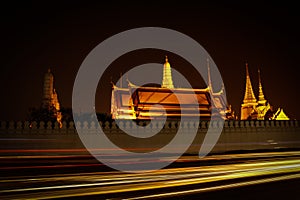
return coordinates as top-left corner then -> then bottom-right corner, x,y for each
1,152 -> 300,199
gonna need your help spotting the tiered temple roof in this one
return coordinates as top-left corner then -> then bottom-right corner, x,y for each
111,57 -> 233,120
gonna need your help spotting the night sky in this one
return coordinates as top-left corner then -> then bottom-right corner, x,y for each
1,1 -> 299,120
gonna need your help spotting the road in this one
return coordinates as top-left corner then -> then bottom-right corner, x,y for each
1,150 -> 300,199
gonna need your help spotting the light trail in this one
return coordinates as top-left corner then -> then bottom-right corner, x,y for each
128,173 -> 300,200
1,152 -> 300,199
1,150 -> 300,170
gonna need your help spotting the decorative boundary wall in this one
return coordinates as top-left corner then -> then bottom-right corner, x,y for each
0,120 -> 299,155
0,120 -> 299,134
0,120 -> 300,134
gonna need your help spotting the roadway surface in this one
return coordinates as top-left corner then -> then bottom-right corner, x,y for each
1,150 -> 300,199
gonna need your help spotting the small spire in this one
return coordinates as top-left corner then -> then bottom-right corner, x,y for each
161,55 -> 174,88
245,62 -> 249,76
207,58 -> 213,92
257,68 -> 261,84
110,76 -> 115,88
258,68 -> 261,83
258,68 -> 267,105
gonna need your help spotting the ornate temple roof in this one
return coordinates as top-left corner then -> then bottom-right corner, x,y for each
242,63 -> 257,105
111,56 -> 231,120
273,108 -> 290,120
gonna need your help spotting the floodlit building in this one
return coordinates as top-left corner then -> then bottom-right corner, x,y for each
111,57 -> 234,120
42,69 -> 62,125
240,64 -> 289,120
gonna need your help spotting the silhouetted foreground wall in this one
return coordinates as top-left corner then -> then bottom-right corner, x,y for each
0,120 -> 299,155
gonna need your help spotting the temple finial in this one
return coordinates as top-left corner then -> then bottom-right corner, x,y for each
207,58 -> 213,92
165,55 -> 168,63
245,62 -> 249,76
243,62 -> 257,104
110,76 -> 114,87
258,68 -> 266,105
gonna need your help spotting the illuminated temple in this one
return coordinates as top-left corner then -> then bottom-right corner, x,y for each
42,69 -> 62,125
241,64 -> 289,120
111,57 -> 234,120
111,57 -> 290,120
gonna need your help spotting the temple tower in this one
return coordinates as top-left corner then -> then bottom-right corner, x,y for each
256,69 -> 270,120
241,63 -> 257,120
257,69 -> 267,105
161,56 -> 174,88
42,69 -> 54,109
41,69 -> 62,126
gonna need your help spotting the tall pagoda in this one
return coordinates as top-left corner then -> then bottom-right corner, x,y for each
42,69 -> 62,125
241,63 -> 258,120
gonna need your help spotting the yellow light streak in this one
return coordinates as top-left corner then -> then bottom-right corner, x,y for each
1,156 -> 300,200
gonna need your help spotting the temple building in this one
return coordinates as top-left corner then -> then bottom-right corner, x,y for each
42,69 -> 62,125
240,64 -> 289,120
111,57 -> 234,120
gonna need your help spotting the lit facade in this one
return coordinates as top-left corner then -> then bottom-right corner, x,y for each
111,57 -> 234,120
42,69 -> 62,125
240,64 -> 289,120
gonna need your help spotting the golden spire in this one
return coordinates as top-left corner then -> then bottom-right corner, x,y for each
207,58 -> 213,92
243,63 -> 257,104
257,69 -> 267,105
161,55 -> 174,88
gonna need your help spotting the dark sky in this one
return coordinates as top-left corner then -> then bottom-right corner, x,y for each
1,1 -> 299,120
